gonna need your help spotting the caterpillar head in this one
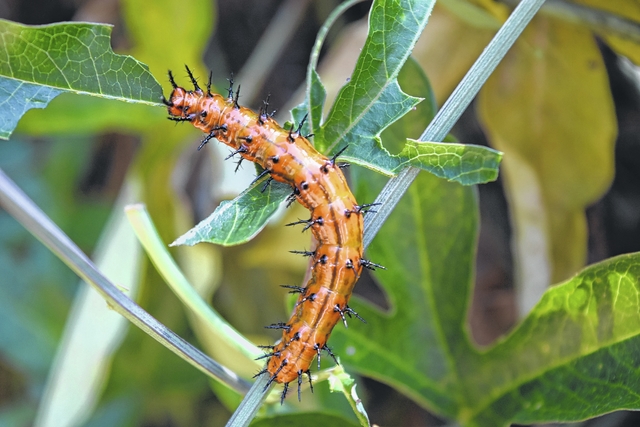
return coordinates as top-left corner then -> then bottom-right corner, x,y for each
163,86 -> 195,121
163,67 -> 209,122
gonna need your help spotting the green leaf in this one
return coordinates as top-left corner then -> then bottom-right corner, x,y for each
395,139 -> 502,185
377,56 -> 502,184
0,79 -> 62,140
464,254 -> 640,426
338,163 -> 640,427
313,0 -> 434,162
301,2 -> 501,183
308,68 -> 327,131
302,0 -> 502,184
326,61 -> 640,424
332,165 -> 478,419
291,101 -> 313,137
172,0 -> 437,248
327,366 -> 371,427
171,0 -> 499,248
379,56 -> 437,151
171,178 -> 291,247
0,19 -> 163,139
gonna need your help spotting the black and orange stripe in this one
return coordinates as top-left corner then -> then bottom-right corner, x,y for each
164,67 -> 368,402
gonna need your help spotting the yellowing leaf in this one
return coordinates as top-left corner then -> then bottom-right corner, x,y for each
573,0 -> 640,20
121,0 -> 215,91
413,4 -> 494,103
572,0 -> 640,64
438,0 -> 507,29
606,37 -> 640,65
478,15 -> 617,313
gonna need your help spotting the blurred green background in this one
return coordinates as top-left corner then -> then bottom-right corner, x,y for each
2,0 -> 640,426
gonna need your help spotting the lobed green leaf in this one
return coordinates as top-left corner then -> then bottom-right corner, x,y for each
463,254 -> 640,426
175,0 -> 439,247
0,19 -> 163,139
171,178 -> 291,247
395,139 -> 502,185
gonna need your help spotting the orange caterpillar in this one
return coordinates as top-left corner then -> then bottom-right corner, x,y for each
164,67 -> 380,402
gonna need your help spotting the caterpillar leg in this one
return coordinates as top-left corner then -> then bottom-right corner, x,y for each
253,367 -> 268,378
360,258 -> 386,271
281,284 -> 306,293
345,202 -> 381,217
335,304 -> 367,328
263,359 -> 287,392
297,369 -> 313,401
280,382 -> 289,404
314,343 -> 339,370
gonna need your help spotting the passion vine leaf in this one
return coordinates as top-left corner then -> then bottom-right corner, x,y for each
307,68 -> 327,132
171,178 -> 291,247
336,164 -> 477,419
313,0 -> 433,158
325,21 -> 640,424
395,139 -> 502,185
180,0 -> 502,248
344,156 -> 640,426
463,254 -> 640,426
0,19 -> 162,139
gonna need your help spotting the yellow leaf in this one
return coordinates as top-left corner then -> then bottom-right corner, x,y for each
478,16 -> 617,313
605,37 -> 640,65
413,4 -> 495,103
438,0 -> 509,29
561,0 -> 640,64
121,0 -> 215,91
573,0 -> 640,21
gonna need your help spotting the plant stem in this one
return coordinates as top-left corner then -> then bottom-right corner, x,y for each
0,168 -> 251,395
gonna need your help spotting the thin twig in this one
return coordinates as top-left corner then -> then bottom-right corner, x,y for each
0,168 -> 251,395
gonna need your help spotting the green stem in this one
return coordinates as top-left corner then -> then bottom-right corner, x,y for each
305,0 -> 368,122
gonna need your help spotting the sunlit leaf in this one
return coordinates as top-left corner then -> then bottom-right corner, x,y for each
464,254 -> 640,426
0,19 -> 162,139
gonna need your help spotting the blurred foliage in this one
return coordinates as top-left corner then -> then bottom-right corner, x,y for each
0,136 -> 110,425
413,0 -> 636,314
0,0 -> 639,427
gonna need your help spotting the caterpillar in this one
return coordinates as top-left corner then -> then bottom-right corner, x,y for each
164,66 -> 381,403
